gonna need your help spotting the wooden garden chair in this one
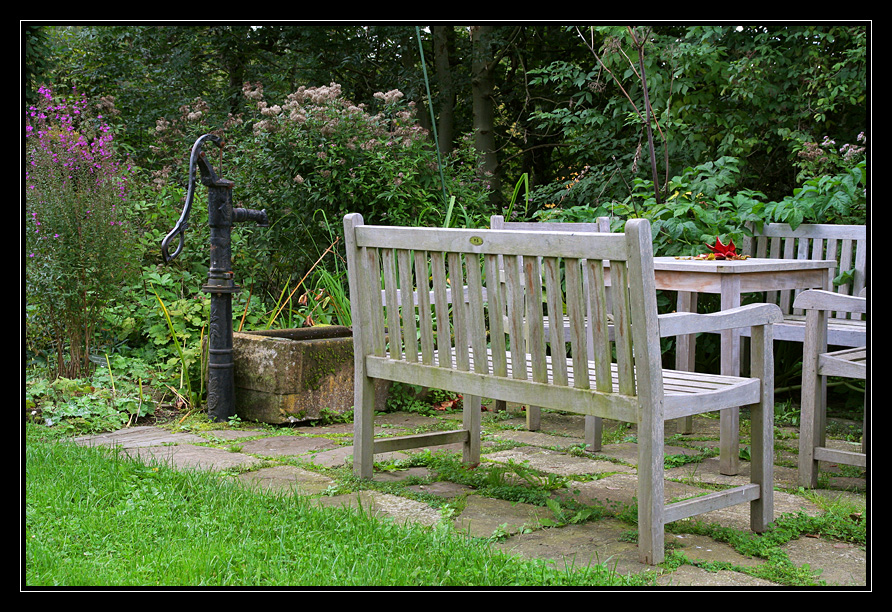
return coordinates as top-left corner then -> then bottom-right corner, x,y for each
795,288 -> 868,488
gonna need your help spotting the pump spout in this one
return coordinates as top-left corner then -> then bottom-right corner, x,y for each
233,207 -> 269,227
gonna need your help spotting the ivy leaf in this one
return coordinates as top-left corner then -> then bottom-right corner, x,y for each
833,268 -> 855,286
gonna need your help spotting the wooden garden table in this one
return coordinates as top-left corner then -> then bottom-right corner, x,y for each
650,256 -> 834,475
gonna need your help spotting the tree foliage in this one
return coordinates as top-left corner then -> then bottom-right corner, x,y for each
30,24 -> 867,215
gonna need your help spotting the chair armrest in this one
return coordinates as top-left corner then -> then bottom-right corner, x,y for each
659,303 -> 783,338
793,289 -> 867,315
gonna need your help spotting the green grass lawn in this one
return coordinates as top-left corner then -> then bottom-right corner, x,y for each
24,425 -> 648,588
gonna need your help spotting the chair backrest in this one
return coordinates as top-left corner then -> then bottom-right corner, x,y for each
744,222 -> 867,319
343,214 -> 663,420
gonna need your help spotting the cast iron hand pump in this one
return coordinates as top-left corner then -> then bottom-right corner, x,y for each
161,134 -> 268,421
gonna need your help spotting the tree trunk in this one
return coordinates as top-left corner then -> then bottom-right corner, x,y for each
470,25 -> 501,203
432,26 -> 456,157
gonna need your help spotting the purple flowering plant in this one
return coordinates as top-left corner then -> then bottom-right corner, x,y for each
25,86 -> 140,378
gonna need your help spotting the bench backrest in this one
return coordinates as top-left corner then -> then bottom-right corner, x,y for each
490,215 -> 614,358
744,222 -> 867,319
490,215 -> 611,234
344,214 -> 664,422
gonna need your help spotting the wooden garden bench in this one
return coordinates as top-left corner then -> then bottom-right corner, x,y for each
344,213 -> 780,565
794,289 -> 868,488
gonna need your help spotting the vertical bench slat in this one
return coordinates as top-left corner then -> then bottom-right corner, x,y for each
524,255 -> 548,384
565,258 -> 589,389
466,253 -> 489,374
611,260 -> 636,395
503,254 -> 526,379
381,248 -> 402,360
851,239 -> 867,317
778,237 -> 796,313
585,259 -> 613,392
448,252 -> 470,372
836,239 -> 854,315
414,251 -> 435,365
484,253 -> 508,378
543,256 -> 567,387
398,249 -> 418,363
366,247 -> 386,357
430,251 -> 452,368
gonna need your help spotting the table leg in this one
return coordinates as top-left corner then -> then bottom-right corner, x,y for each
720,275 -> 741,475
674,291 -> 696,434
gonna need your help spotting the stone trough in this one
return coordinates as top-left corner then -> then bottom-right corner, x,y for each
232,326 -> 387,424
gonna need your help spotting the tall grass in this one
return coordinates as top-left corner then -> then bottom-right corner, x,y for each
24,427 -> 642,588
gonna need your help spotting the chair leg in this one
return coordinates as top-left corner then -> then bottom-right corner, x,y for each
463,394 -> 482,466
798,312 -> 826,489
861,389 -> 868,456
749,324 -> 774,531
798,368 -> 821,488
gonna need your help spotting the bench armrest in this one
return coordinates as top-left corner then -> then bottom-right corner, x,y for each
659,303 -> 783,338
793,289 -> 867,315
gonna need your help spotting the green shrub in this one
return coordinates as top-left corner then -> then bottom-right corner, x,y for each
148,83 -> 492,299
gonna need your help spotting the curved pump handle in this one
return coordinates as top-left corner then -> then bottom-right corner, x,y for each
161,134 -> 224,263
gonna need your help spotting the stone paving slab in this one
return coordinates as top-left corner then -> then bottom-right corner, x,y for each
236,464 -> 338,495
312,490 -> 443,528
656,565 -> 780,588
119,443 -> 263,471
73,425 -> 263,471
453,495 -> 555,539
236,434 -> 340,457
73,425 -> 207,448
484,445 -> 635,478
491,519 -> 643,574
782,537 -> 867,587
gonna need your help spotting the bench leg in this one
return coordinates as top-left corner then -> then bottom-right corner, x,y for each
463,394 -> 482,466
584,416 -> 602,452
637,442 -> 665,564
353,373 -> 377,480
526,404 -> 541,430
637,401 -> 665,565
